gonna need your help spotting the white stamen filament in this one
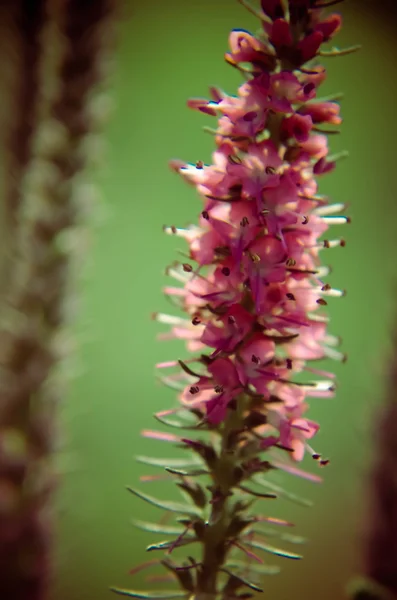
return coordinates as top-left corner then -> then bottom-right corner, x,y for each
314,203 -> 346,216
166,268 -> 191,283
308,313 -> 329,322
155,313 -> 188,325
323,334 -> 340,346
323,345 -> 345,361
315,266 -> 330,277
310,380 -> 334,392
321,216 -> 349,224
314,239 -> 345,249
321,287 -> 345,297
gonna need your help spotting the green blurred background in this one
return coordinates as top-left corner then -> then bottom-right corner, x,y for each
54,1 -> 397,599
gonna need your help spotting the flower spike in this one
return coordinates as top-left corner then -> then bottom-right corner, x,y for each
117,2 -> 356,599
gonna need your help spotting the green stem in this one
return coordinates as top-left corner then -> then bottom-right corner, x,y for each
194,398 -> 248,599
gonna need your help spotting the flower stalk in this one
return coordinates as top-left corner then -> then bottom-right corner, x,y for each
115,1 -> 356,599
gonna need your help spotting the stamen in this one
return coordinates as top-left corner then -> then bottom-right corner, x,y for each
321,286 -> 346,298
317,239 -> 346,249
321,216 -> 350,225
314,203 -> 346,216
315,266 -> 331,277
323,346 -> 346,362
166,267 -> 190,283
323,334 -> 341,347
240,216 -> 249,227
153,313 -> 187,325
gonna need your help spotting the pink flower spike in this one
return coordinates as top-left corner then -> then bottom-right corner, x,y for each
143,4 -> 352,590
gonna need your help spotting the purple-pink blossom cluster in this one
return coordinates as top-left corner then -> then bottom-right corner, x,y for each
154,0 -> 348,468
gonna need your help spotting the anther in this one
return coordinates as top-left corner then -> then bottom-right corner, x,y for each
317,298 -> 328,306
196,160 -> 204,169
286,293 -> 295,300
221,266 -> 231,276
286,358 -> 293,369
340,239 -> 346,247
228,315 -> 236,325
215,246 -> 231,257
319,459 -> 330,467
286,258 -> 296,267
240,216 -> 249,227
183,263 -> 193,272
202,210 -> 209,220
302,216 -> 309,225
251,354 -> 260,364
214,385 -> 224,394
189,386 -> 200,395
323,240 -> 330,248
192,317 -> 201,326
265,166 -> 276,175
312,453 -> 321,460
321,284 -> 331,291
250,253 -> 261,263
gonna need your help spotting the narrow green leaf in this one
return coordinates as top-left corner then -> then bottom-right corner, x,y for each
154,414 -> 200,430
161,559 -> 195,593
127,488 -> 201,517
132,520 -> 184,536
135,456 -> 199,469
251,527 -> 306,544
221,569 -> 264,592
147,537 -> 197,552
177,481 -> 207,508
319,44 -> 362,57
308,92 -> 344,103
253,476 -> 313,507
225,561 -> 280,576
245,539 -> 302,560
110,589 -> 188,599
165,467 -> 209,477
238,485 -> 277,499
327,150 -> 349,163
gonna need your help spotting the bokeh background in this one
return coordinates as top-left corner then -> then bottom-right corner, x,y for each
52,1 -> 397,599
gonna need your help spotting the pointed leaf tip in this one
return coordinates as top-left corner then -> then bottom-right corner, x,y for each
110,589 -> 188,599
132,520 -> 185,536
127,488 -> 201,517
146,537 -> 197,552
245,539 -> 302,560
